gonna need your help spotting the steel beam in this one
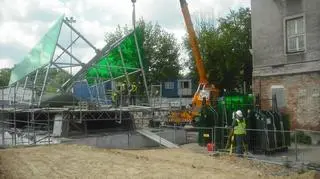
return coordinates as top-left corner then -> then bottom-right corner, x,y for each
118,47 -> 131,86
63,20 -> 98,52
53,62 -> 82,67
21,76 -> 29,103
61,32 -> 135,91
30,69 -> 39,106
91,64 -> 140,70
53,35 -> 81,63
38,65 -> 50,106
56,43 -> 85,67
38,20 -> 63,107
103,70 -> 141,83
134,32 -> 150,104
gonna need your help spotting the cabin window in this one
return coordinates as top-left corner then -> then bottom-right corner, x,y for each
164,82 -> 174,89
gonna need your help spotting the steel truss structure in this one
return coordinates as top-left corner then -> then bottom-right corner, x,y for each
6,15 -> 150,108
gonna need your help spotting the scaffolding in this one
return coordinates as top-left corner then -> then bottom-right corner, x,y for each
0,13 -> 162,147
0,88 -> 169,147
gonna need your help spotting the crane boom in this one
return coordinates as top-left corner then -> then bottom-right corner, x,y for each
179,0 -> 208,84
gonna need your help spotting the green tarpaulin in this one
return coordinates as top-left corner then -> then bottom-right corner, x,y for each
9,15 -> 64,85
85,29 -> 144,85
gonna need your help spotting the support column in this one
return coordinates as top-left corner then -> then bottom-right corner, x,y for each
38,65 -> 51,106
118,47 -> 131,87
134,33 -> 150,104
21,76 -> 29,103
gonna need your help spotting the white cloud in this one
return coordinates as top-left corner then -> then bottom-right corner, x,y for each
0,0 -> 250,71
0,58 -> 15,68
0,22 -> 38,48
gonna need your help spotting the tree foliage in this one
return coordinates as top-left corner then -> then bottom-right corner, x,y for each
184,7 -> 252,91
0,67 -> 71,94
0,68 -> 11,87
104,19 -> 181,85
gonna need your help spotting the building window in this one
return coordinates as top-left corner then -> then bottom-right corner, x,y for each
271,86 -> 286,108
179,81 -> 190,89
285,16 -> 305,53
164,82 -> 174,89
183,81 -> 189,88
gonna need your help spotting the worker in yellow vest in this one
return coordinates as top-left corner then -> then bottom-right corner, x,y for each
232,110 -> 246,156
129,82 -> 137,105
111,90 -> 119,107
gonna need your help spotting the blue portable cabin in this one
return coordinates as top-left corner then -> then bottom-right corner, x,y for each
161,79 -> 194,98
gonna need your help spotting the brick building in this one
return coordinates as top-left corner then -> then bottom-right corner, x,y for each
251,0 -> 320,130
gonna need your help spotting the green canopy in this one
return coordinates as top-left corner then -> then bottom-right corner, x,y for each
85,29 -> 144,85
9,15 -> 64,85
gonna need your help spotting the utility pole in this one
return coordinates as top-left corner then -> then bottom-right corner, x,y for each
131,0 -> 150,104
65,16 -> 76,75
131,0 -> 136,29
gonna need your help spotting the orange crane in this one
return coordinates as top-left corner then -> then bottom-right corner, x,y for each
132,0 -> 219,125
179,0 -> 219,110
167,0 -> 219,125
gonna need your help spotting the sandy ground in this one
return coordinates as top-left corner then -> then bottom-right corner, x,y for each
0,144 -> 318,179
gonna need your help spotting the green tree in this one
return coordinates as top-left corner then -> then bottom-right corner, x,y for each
184,7 -> 252,91
46,69 -> 72,93
104,19 -> 181,85
0,68 -> 11,87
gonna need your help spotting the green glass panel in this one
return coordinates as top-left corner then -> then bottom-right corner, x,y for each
85,28 -> 144,85
9,15 -> 64,85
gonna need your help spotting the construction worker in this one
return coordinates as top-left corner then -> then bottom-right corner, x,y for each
232,110 -> 246,157
129,82 -> 137,105
120,82 -> 128,106
111,89 -> 119,107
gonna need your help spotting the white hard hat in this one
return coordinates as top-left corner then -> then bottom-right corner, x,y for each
236,110 -> 243,118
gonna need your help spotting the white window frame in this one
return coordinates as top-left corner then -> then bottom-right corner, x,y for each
284,14 -> 306,54
164,82 -> 174,89
178,80 -> 191,89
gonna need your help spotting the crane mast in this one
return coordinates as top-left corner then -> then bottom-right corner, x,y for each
179,0 -> 208,84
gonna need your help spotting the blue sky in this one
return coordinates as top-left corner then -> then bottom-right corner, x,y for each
0,0 -> 250,70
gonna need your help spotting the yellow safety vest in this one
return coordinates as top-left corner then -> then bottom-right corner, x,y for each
234,119 -> 246,135
131,85 -> 137,93
111,92 -> 117,101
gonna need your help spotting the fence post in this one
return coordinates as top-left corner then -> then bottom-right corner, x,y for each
1,87 -> 4,145
47,105 -> 50,145
295,130 -> 298,162
174,124 -> 176,144
213,127 -> 216,150
127,130 -> 130,149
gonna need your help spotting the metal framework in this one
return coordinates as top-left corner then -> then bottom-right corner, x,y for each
0,3 -> 156,148
6,16 -> 150,108
0,90 -> 168,147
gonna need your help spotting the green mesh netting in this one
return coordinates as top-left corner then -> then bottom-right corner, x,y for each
85,29 -> 144,85
9,15 -> 64,85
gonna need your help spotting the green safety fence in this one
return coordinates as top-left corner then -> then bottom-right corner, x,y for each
85,28 -> 144,85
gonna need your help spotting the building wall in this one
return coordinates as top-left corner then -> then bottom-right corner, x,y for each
251,0 -> 320,130
253,72 -> 320,130
162,80 -> 178,98
252,0 -> 320,76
